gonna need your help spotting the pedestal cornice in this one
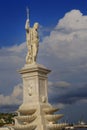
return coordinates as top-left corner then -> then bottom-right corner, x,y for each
18,63 -> 51,75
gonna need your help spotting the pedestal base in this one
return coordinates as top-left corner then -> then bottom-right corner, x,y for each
12,63 -> 67,130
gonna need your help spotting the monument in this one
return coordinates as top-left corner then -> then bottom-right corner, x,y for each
5,9 -> 68,130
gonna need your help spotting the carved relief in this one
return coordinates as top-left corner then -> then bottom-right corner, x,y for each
28,84 -> 32,96
41,96 -> 46,103
24,78 -> 35,97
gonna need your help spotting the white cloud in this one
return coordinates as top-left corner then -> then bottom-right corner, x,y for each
48,81 -> 70,94
0,42 -> 26,96
38,9 -> 87,81
38,9 -> 87,106
54,81 -> 71,87
7,42 -> 26,53
0,9 -> 87,106
57,10 -> 87,30
0,84 -> 23,105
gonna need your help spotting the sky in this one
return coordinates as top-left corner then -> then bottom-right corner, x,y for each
0,0 -> 87,123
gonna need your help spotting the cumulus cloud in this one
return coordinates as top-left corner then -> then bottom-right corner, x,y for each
7,43 -> 26,53
0,84 -> 23,105
54,81 -> 70,87
49,83 -> 87,106
38,9 -> 87,106
63,84 -> 87,104
48,81 -> 70,87
41,11 -> 87,59
0,9 -> 87,107
48,81 -> 71,97
57,10 -> 87,31
38,9 -> 87,81
0,42 -> 26,95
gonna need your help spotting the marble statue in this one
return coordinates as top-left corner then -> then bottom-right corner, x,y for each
0,8 -> 68,130
25,8 -> 39,64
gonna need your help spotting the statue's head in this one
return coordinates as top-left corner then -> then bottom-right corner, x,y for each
34,22 -> 39,30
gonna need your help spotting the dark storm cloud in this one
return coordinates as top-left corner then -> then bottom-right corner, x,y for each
49,84 -> 87,105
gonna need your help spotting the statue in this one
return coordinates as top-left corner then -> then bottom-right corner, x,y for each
25,8 -> 39,64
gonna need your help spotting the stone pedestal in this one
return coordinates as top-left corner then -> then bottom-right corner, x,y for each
19,63 -> 51,107
2,15 -> 68,130
12,63 -> 67,130
18,63 -> 51,130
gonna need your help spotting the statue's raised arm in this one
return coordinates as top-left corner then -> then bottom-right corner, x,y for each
25,8 -> 30,32
25,9 -> 39,64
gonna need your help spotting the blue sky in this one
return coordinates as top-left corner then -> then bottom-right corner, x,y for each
0,0 -> 87,123
0,0 -> 87,47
